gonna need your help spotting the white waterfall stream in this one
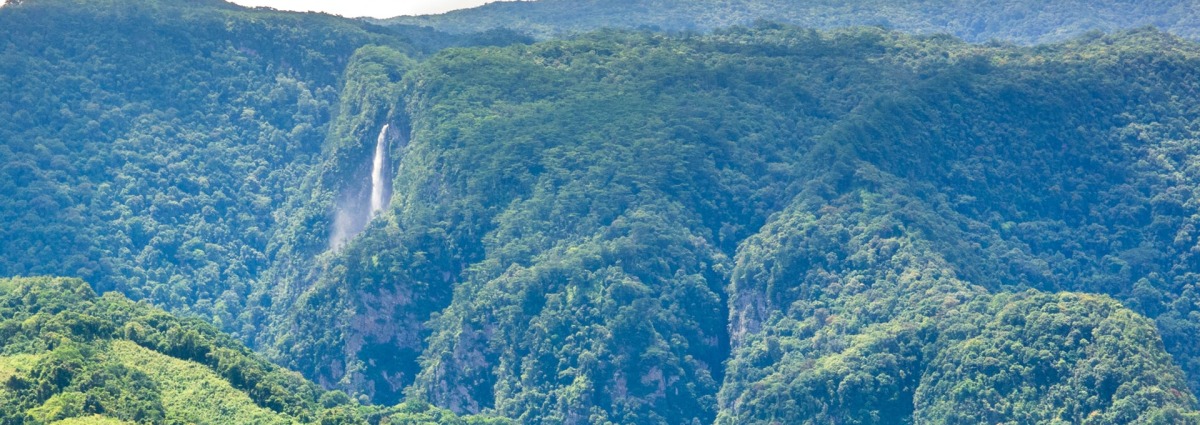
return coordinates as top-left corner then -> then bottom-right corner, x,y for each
329,123 -> 393,251
369,124 -> 390,218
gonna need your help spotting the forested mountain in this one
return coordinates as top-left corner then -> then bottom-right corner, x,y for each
5,0 -> 1200,424
0,0 -> 522,339
0,0 -> 398,334
284,26 -> 1200,423
386,0 -> 1200,43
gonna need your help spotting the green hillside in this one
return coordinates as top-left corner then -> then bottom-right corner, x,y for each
0,276 -> 317,423
386,0 -> 1200,43
5,0 -> 1200,424
0,276 -> 507,424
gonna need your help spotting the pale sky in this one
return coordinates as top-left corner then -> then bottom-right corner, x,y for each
225,0 -> 500,18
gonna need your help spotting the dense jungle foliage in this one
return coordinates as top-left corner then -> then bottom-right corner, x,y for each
5,0 -> 1200,424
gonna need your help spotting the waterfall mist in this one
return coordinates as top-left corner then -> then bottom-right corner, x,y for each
330,124 -> 396,251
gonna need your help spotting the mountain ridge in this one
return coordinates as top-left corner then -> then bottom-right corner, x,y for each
385,0 -> 1200,44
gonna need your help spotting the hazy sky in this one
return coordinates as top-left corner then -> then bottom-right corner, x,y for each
225,0 -> 499,18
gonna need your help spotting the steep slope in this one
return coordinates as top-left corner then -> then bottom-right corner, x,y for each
275,26 -> 925,415
0,0 -> 411,338
387,0 -> 1200,43
256,44 -> 436,406
0,0 -> 532,412
267,25 -> 1200,423
0,0 -> 526,343
833,29 -> 1200,396
717,27 -> 1200,423
720,178 -> 1199,423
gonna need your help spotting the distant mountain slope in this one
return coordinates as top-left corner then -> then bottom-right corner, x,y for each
387,0 -> 1200,43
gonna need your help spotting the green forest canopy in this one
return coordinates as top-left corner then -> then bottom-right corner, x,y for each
3,0 -> 1200,424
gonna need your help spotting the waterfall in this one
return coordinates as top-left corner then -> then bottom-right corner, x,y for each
369,124 -> 390,218
329,123 -> 395,251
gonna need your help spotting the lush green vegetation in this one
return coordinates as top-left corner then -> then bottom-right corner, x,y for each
720,185 -> 1200,423
6,0 -> 1200,424
0,277 -> 508,424
262,22 -> 1200,423
388,0 -> 1200,43
0,276 -> 320,423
